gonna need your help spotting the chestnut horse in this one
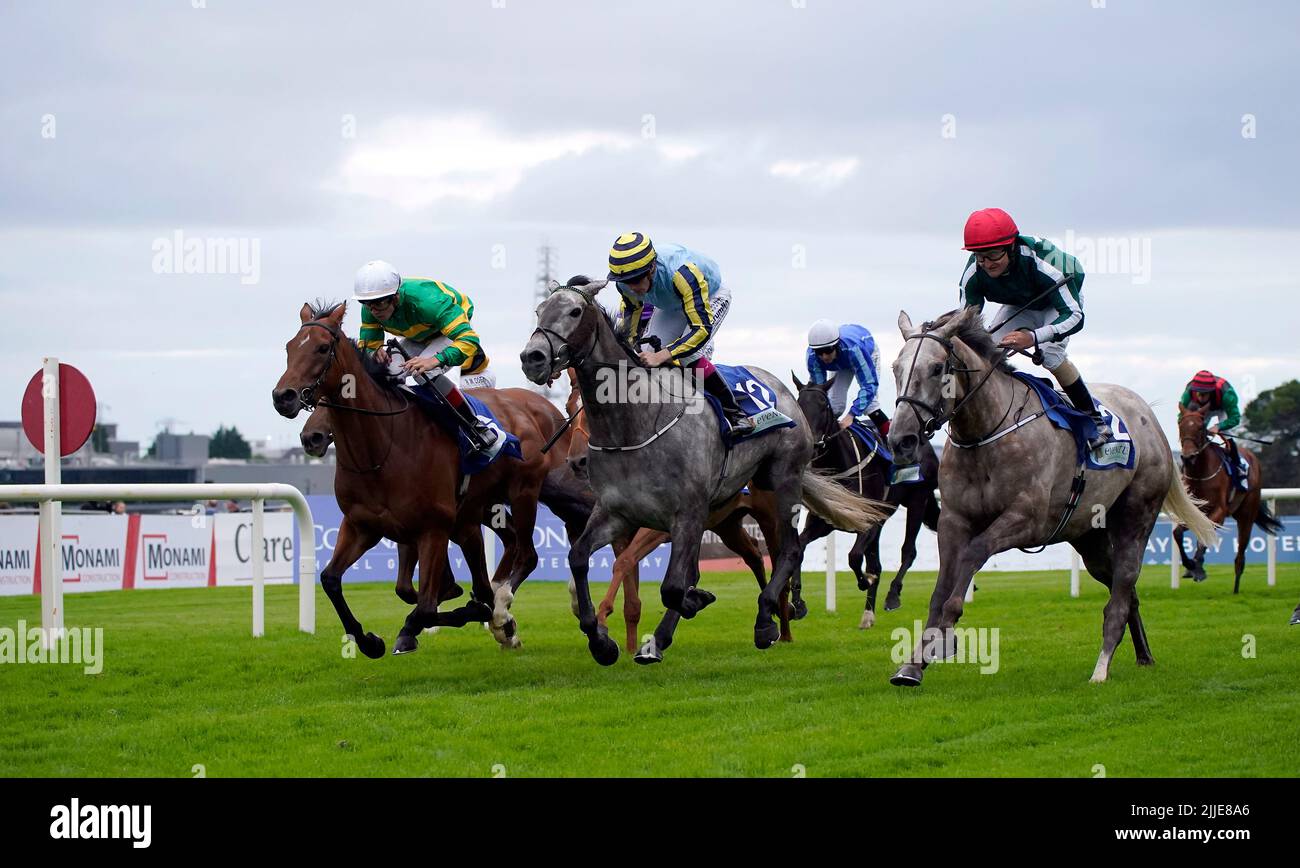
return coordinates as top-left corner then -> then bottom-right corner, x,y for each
300,402 -> 598,618
1174,407 -> 1283,592
273,301 -> 559,656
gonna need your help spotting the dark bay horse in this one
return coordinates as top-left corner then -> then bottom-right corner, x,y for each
887,307 -> 1217,685
561,370 -> 792,659
521,278 -> 889,666
273,302 -> 558,656
1174,408 -> 1283,591
792,375 -> 941,628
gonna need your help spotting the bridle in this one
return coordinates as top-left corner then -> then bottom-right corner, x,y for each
1179,412 -> 1223,480
530,286 -> 601,377
292,318 -> 411,475
799,384 -> 849,455
895,326 -> 1002,441
294,320 -> 410,417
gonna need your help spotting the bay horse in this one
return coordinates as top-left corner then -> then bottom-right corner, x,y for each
1174,407 -> 1283,591
521,278 -> 889,666
301,400 -> 599,619
561,369 -> 793,658
792,374 -> 941,628
273,301 -> 557,656
887,307 -> 1218,685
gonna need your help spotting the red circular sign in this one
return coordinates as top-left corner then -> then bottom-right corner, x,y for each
21,364 -> 97,457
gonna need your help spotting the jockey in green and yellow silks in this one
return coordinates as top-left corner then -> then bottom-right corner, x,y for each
353,260 -> 498,451
606,232 -> 755,437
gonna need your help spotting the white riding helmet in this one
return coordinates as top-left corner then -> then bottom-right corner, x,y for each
354,260 -> 402,302
808,319 -> 841,350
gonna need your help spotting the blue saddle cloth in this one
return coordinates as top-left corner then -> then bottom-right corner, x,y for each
1218,447 -> 1252,491
409,386 -> 523,475
702,364 -> 796,447
847,420 -> 893,464
1012,372 -> 1136,471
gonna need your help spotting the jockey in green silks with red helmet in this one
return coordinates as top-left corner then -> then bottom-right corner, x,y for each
1179,369 -> 1243,468
959,207 -> 1112,450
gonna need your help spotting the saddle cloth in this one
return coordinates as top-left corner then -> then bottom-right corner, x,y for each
1013,372 -> 1136,471
406,385 -> 522,475
702,364 -> 796,446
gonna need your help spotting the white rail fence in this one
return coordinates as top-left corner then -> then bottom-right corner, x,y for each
0,483 -> 316,644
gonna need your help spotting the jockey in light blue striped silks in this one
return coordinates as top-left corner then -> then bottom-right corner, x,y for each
607,232 -> 756,437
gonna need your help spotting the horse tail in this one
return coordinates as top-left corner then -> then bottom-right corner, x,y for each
1254,502 -> 1286,536
800,469 -> 891,533
1162,465 -> 1219,543
922,490 -> 941,532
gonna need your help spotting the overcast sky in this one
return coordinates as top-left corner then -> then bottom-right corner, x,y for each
2,0 -> 1297,452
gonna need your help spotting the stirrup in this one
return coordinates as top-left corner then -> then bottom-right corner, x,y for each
1087,420 -> 1113,451
726,413 -> 757,436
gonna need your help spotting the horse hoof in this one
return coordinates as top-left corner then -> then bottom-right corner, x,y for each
395,586 -> 418,605
589,634 -> 620,667
1192,570 -> 1207,583
1290,612 -> 1300,626
1181,569 -> 1193,579
467,600 -> 493,623
392,635 -> 419,655
634,637 -> 663,665
754,621 -> 780,649
357,632 -> 386,660
890,664 -> 923,687
677,587 -> 717,620
856,576 -> 869,592
884,593 -> 901,612
858,610 -> 875,630
789,598 -> 809,621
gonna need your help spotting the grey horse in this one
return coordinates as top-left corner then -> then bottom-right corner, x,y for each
887,307 -> 1217,685
520,278 -> 890,666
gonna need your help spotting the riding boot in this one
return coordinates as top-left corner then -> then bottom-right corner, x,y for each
869,409 -> 891,437
420,373 -> 498,452
1223,436 -> 1244,488
704,370 -> 756,438
1062,378 -> 1112,451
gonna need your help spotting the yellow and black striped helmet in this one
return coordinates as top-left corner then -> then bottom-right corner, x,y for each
607,232 -> 657,282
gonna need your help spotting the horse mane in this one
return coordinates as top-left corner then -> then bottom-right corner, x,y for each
566,276 -> 639,359
928,307 -> 1015,374
306,299 -> 402,390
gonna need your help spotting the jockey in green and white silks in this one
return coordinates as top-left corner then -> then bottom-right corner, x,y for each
606,232 -> 755,437
806,320 -> 891,436
353,260 -> 499,452
959,207 -> 1113,450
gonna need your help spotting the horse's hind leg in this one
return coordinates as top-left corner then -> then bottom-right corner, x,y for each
394,543 -> 418,605
757,462 -> 808,650
321,519 -> 386,659
886,500 -> 926,612
1232,497 -> 1258,594
1173,524 -> 1195,578
852,530 -> 880,629
1073,528 -> 1153,667
1091,497 -> 1160,683
491,483 -> 543,647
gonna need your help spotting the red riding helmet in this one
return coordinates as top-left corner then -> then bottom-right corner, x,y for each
963,208 -> 1020,250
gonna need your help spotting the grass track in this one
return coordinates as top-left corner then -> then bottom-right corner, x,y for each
1,564 -> 1297,777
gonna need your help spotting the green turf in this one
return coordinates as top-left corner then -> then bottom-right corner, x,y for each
1,564 -> 1297,777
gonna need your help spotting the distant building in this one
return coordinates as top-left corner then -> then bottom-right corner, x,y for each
153,432 -> 210,463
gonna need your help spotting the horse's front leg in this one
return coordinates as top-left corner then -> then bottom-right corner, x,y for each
394,530 -> 454,655
394,542 -> 418,605
569,504 -> 634,666
320,519 -> 385,659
